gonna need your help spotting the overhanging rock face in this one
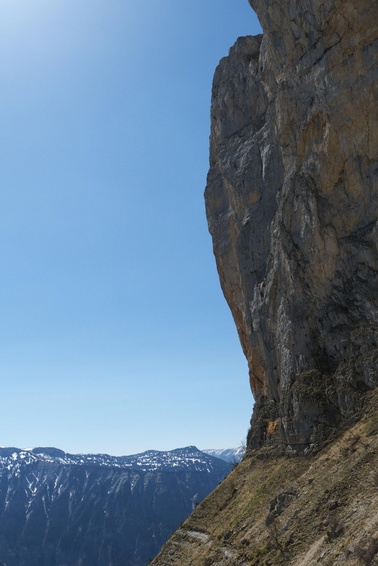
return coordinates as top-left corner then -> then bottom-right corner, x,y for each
205,0 -> 378,451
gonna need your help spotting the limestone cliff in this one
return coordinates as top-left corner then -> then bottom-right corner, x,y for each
150,4 -> 378,564
205,0 -> 378,451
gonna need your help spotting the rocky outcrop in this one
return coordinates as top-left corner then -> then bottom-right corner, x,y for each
205,0 -> 378,451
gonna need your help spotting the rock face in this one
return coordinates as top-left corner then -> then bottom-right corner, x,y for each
205,0 -> 378,451
0,446 -> 231,566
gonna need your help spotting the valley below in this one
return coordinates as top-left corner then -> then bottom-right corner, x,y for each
0,446 -> 232,566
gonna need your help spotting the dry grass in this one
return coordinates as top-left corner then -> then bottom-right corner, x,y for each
151,389 -> 378,566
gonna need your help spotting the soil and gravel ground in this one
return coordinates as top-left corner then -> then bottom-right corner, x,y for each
151,389 -> 378,565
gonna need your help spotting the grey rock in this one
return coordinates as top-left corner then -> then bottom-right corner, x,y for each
205,0 -> 378,451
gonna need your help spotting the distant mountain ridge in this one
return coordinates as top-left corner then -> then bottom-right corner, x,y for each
0,445 -> 227,472
202,447 -> 245,462
0,445 -> 231,566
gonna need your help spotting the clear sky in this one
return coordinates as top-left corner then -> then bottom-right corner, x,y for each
0,1 -> 262,456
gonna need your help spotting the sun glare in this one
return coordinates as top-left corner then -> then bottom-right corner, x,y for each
0,0 -> 58,35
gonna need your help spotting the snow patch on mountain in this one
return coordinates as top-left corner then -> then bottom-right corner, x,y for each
202,447 -> 245,463
0,445 -> 232,474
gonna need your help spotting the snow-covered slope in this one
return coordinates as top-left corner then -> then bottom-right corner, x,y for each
0,445 -> 228,473
202,447 -> 245,463
0,446 -> 231,566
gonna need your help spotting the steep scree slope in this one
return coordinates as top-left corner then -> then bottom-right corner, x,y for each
205,0 -> 378,451
151,389 -> 378,565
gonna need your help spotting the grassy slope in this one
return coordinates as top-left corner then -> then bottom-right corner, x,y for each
151,389 -> 378,565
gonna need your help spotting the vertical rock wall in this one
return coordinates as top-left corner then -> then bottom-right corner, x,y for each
205,0 -> 378,451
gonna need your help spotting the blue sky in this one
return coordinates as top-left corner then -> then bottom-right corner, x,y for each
0,1 -> 262,455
